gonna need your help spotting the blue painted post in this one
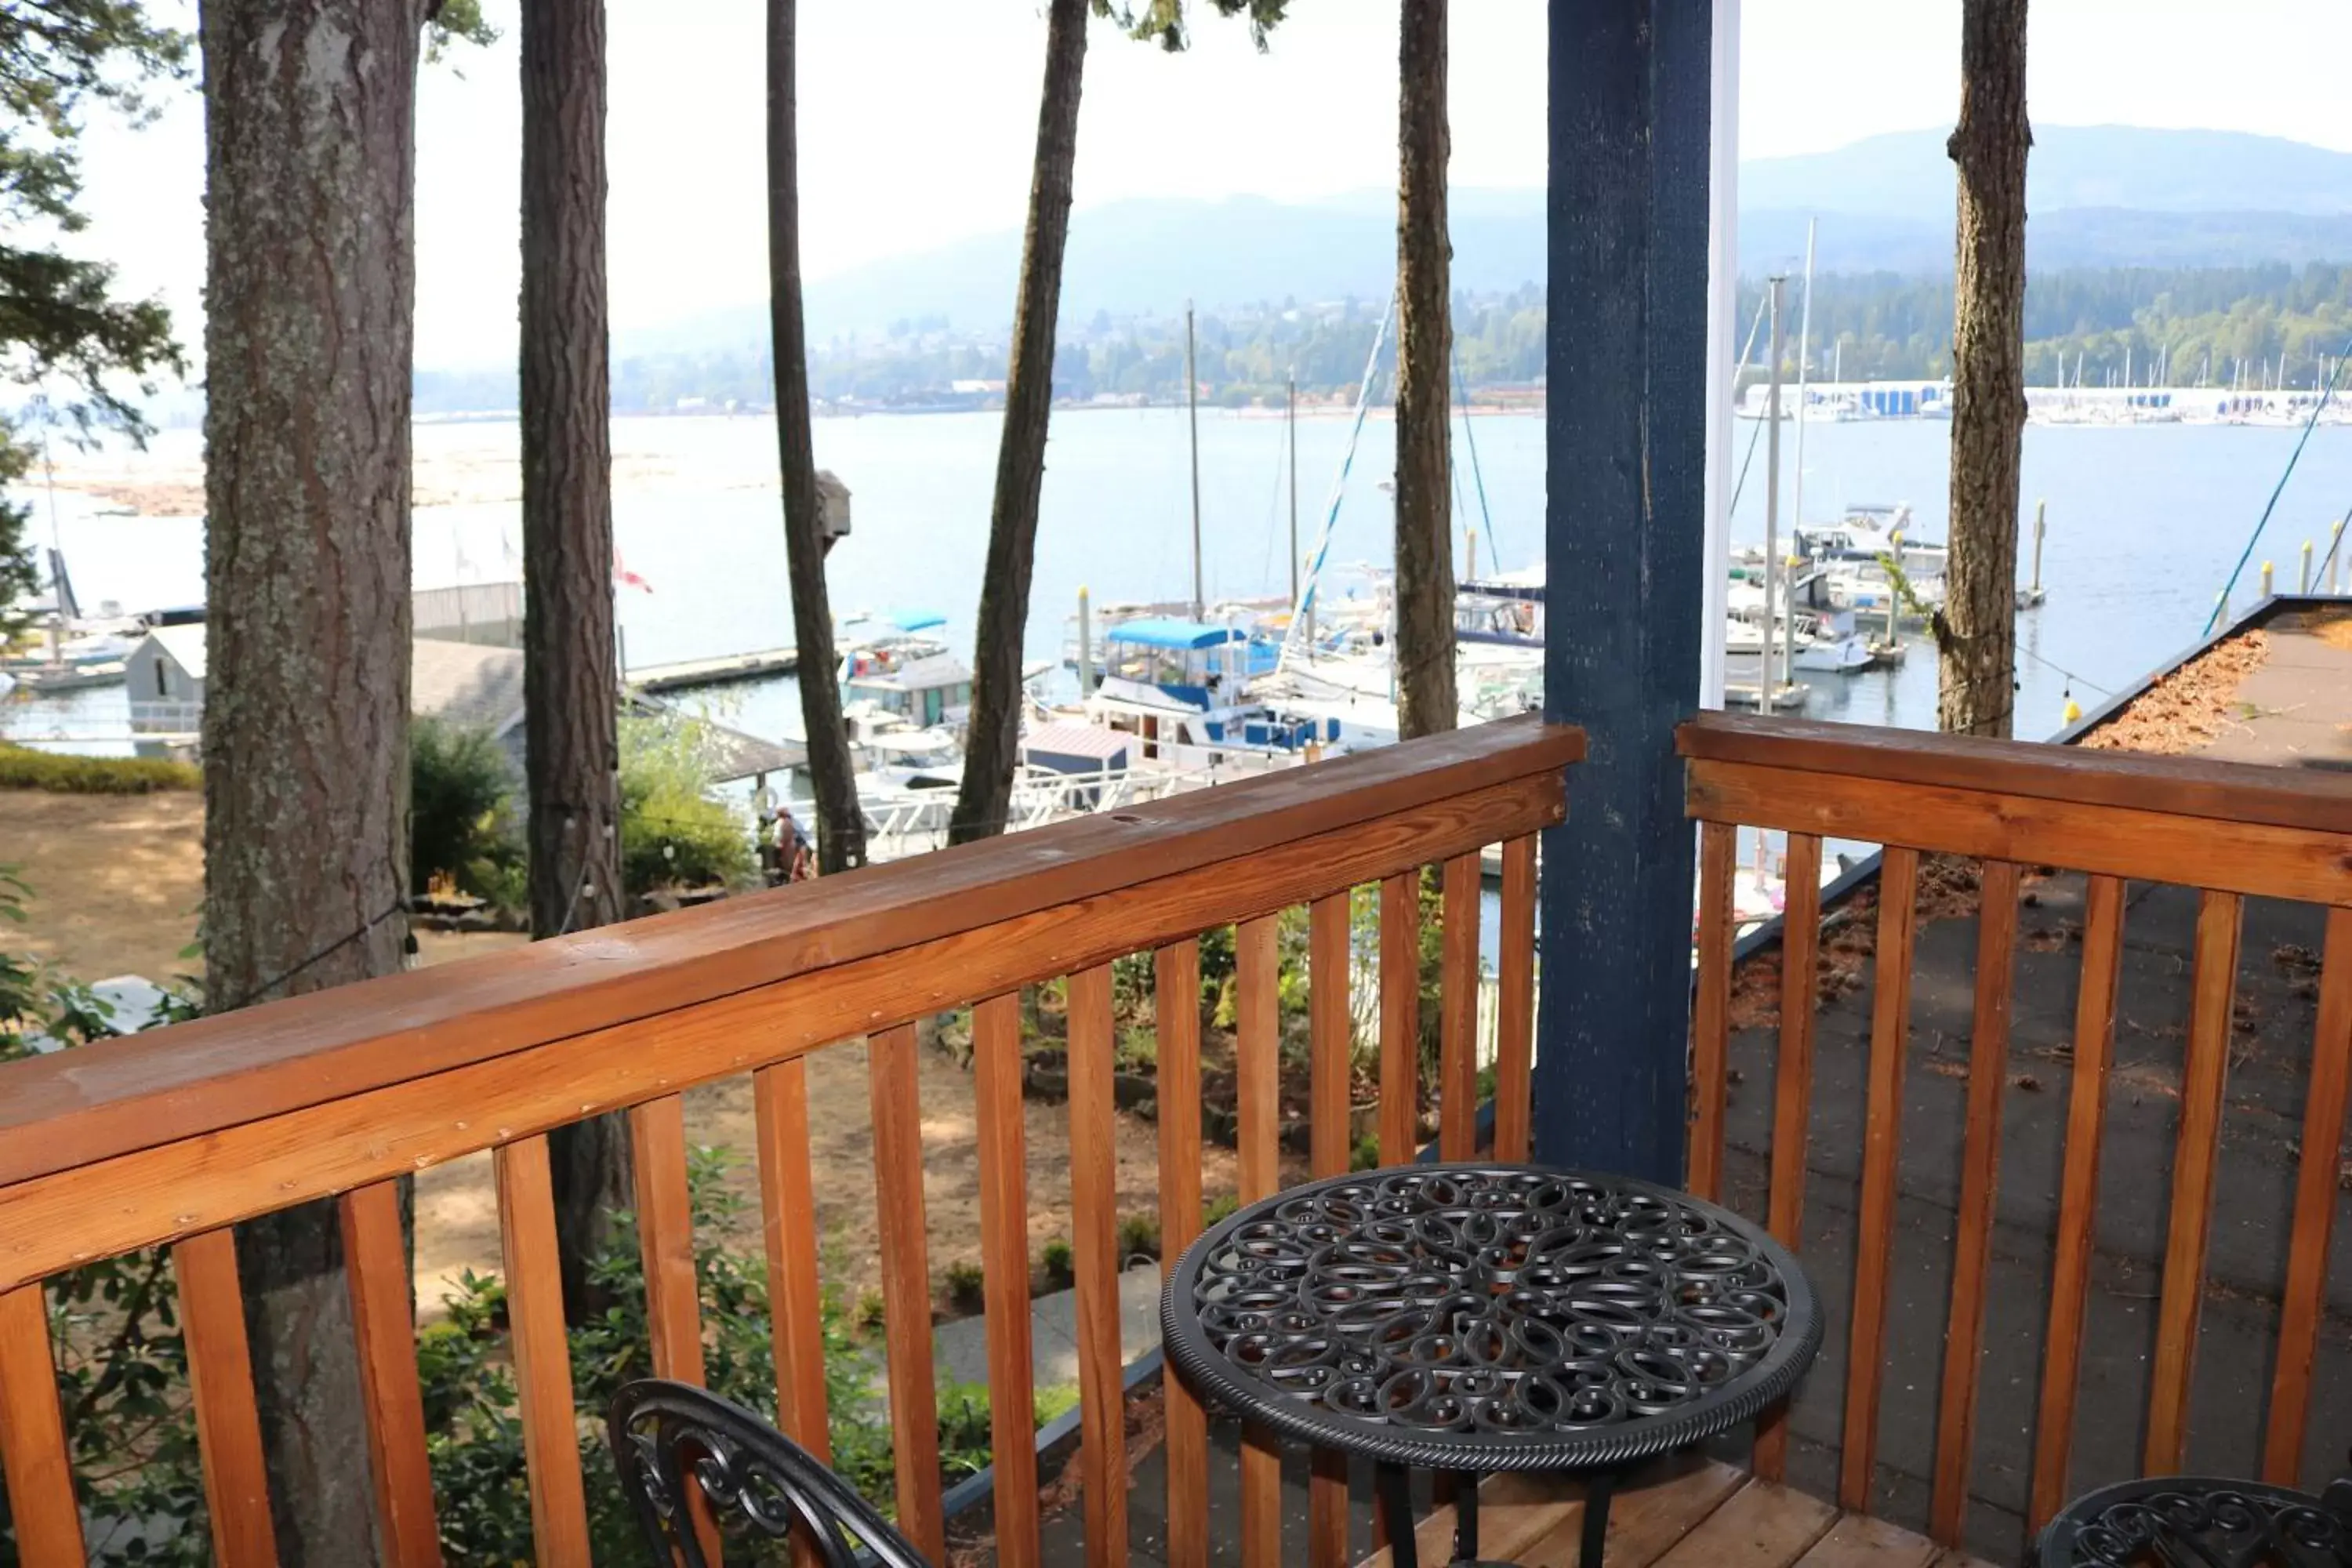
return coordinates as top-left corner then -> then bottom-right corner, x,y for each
1535,0 -> 1713,1182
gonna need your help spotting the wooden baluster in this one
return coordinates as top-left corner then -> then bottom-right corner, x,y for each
1380,871 -> 1420,1164
495,1134 -> 592,1563
1069,964 -> 1128,1568
1308,893 -> 1352,1568
1753,831 -> 1824,1482
755,1058 -> 833,1465
1929,858 -> 2022,1546
339,1180 -> 443,1567
974,994 -> 1040,1568
1838,844 -> 1921,1515
629,1095 -> 706,1385
1688,821 -> 1737,1201
869,1023 -> 948,1565
1439,852 -> 1481,1160
1156,941 -> 1210,1568
0,1281 -> 85,1567
2028,873 -> 2126,1529
1494,836 -> 1539,1162
1237,915 -> 1285,1568
2145,890 -> 2245,1473
630,1094 -> 723,1564
2264,906 -> 2352,1484
173,1228 -> 279,1567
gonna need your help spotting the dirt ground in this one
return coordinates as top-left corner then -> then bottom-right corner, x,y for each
0,789 -> 1236,1315
1,789 -> 209,980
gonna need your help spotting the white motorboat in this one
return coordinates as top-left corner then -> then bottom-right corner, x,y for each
1794,504 -> 1949,579
1727,584 -> 1878,673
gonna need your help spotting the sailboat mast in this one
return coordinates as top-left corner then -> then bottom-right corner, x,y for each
1186,300 -> 1203,620
1791,218 -> 1816,557
1287,370 -> 1299,609
1764,274 -> 1786,707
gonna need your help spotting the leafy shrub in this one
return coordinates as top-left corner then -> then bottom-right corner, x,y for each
1113,1023 -> 1157,1073
408,717 -> 524,908
619,712 -> 753,895
1116,1213 -> 1161,1261
0,745 -> 198,793
1039,1238 -> 1074,1290
944,1258 -> 986,1312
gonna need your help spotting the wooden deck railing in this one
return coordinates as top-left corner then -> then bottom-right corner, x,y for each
1681,712 -> 2352,1552
0,713 -> 1579,1568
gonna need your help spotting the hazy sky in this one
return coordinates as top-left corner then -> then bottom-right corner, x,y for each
64,0 -> 2352,371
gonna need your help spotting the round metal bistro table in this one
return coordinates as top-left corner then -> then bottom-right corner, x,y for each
2034,1472 -> 2352,1566
1160,1163 -> 1822,1568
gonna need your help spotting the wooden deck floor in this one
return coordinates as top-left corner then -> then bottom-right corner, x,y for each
1358,1457 -> 2004,1568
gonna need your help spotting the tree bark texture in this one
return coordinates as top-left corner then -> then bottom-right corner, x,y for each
1938,0 -> 2030,737
767,0 -> 867,873
1393,0 -> 1457,741
200,0 -> 425,1559
521,0 -> 631,1324
949,0 -> 1090,844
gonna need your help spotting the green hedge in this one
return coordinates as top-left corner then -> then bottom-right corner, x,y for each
0,746 -> 200,793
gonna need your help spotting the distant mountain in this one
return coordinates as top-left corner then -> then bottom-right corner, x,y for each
1742,125 -> 2352,226
1740,208 -> 2352,275
606,125 -> 2352,361
625,191 -> 1546,358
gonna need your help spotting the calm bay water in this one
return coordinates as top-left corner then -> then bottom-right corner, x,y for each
11,408 -> 2350,748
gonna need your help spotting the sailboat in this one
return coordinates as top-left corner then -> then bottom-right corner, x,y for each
3,548 -> 136,693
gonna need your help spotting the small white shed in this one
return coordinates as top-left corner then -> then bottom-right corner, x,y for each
126,624 -> 207,732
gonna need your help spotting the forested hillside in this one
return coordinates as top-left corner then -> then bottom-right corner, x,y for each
412,262 -> 2352,416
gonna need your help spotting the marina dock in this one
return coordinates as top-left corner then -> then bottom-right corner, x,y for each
626,647 -> 800,692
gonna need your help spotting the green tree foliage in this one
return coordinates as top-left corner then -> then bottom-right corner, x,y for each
617,710 -> 756,895
510,261 -> 2352,422
408,717 -> 525,906
424,0 -> 499,61
0,1 -> 188,630
1118,0 -> 1287,51
1740,261 -> 2352,388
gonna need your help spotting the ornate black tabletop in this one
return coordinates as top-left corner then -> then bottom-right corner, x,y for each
2035,1474 -> 2352,1566
1159,1163 -> 1822,1476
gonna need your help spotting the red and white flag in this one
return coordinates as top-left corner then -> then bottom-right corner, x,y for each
613,548 -> 654,594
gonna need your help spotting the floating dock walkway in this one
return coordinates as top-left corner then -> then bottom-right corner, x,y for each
626,648 -> 800,692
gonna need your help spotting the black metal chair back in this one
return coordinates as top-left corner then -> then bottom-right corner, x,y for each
2033,1455 -> 2352,1566
608,1378 -> 935,1568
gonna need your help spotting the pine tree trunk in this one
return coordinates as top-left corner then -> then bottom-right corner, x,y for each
1393,0 -> 1457,742
950,0 -> 1090,845
201,1 -> 425,1557
1939,0 -> 2031,737
521,0 -> 630,1322
767,0 -> 866,873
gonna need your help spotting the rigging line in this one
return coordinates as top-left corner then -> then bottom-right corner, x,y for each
1276,293 -> 1396,676
1722,293 -> 1774,515
1728,400 -> 1769,516
1261,397 -> 1290,590
2205,325 -> 2352,634
1452,358 -> 1498,573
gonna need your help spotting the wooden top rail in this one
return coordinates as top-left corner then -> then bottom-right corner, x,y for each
1679,712 -> 2352,838
0,716 -> 1581,1290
